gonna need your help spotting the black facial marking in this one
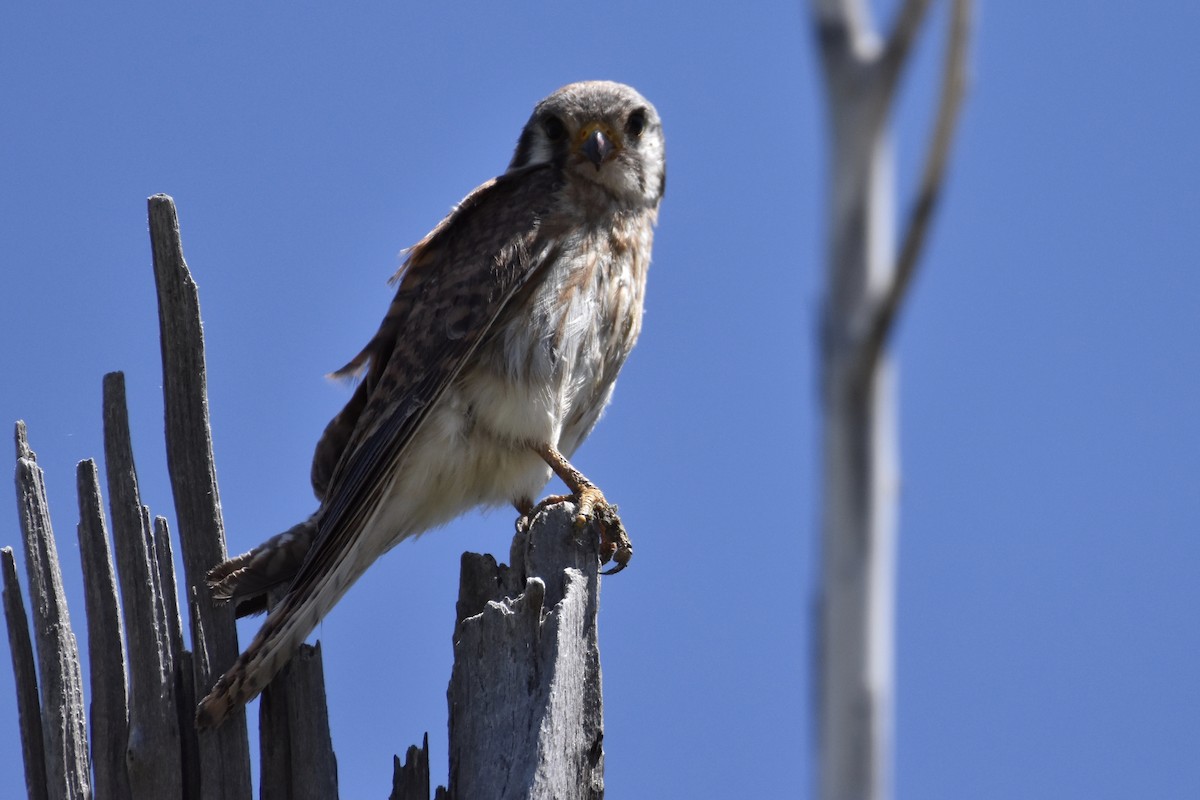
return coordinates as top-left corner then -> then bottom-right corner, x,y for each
625,108 -> 647,139
542,114 -> 567,142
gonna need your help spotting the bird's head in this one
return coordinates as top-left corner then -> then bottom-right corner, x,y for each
509,81 -> 665,210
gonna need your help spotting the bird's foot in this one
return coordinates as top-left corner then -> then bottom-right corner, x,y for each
520,490 -> 632,574
530,442 -> 633,573
586,495 -> 633,575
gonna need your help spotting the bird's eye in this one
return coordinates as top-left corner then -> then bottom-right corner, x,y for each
543,115 -> 567,142
625,109 -> 647,139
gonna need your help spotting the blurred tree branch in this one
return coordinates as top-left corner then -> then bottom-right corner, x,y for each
808,1 -> 973,799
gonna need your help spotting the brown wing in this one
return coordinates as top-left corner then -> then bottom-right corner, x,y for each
196,164 -> 571,728
311,168 -> 558,499
294,163 -> 565,601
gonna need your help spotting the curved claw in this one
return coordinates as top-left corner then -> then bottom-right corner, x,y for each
530,443 -> 632,570
527,489 -> 634,574
600,542 -> 633,575
591,501 -> 632,575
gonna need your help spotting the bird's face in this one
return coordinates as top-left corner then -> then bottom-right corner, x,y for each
509,81 -> 665,211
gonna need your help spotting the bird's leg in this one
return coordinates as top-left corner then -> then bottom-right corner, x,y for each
531,442 -> 633,574
532,443 -> 606,524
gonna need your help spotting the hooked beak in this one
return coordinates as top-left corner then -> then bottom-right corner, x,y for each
579,124 -> 617,170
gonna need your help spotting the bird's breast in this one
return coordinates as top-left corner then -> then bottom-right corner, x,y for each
457,214 -> 652,450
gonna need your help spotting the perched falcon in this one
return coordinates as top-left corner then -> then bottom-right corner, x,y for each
196,81 -> 665,728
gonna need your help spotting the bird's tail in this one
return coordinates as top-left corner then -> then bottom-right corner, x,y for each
197,517 -> 371,729
206,516 -> 318,617
194,585 -> 324,728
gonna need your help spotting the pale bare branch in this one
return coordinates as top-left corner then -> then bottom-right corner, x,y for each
861,0 -> 973,378
811,0 -> 877,74
810,0 -> 871,40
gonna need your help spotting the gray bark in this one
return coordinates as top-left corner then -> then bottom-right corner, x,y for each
74,460 -> 131,800
154,515 -> 203,799
3,546 -> 50,800
448,502 -> 604,800
101,372 -> 183,798
148,193 -> 253,799
176,648 -> 203,800
140,505 -> 173,676
3,192 -> 614,800
14,422 -> 92,799
152,517 -> 185,667
258,643 -> 338,800
809,2 -> 971,799
390,734 -> 434,800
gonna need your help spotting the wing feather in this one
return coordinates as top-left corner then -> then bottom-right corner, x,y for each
312,164 -> 563,550
198,164 -> 568,727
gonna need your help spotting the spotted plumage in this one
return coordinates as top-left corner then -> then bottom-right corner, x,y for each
196,81 -> 665,728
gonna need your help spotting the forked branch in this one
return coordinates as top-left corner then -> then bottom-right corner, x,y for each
858,0 -> 973,381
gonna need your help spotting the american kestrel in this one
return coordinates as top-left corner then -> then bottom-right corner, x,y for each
196,81 -> 665,728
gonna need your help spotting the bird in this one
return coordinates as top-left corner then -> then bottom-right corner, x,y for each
195,80 -> 665,728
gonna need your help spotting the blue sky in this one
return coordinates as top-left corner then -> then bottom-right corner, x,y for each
2,2 -> 1197,798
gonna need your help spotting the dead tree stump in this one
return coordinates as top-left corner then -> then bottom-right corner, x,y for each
3,195 -> 612,799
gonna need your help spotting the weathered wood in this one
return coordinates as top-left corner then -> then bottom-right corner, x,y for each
176,649 -> 203,800
2,546 -> 50,800
5,192 -> 618,800
448,502 -> 604,800
75,459 -> 132,800
148,193 -> 252,799
14,422 -> 92,799
152,516 -> 185,671
808,3 -> 972,799
812,0 -> 901,790
258,666 -> 292,800
102,373 -> 183,798
141,505 -> 174,676
390,734 -> 431,800
152,514 -> 204,800
259,642 -> 339,800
